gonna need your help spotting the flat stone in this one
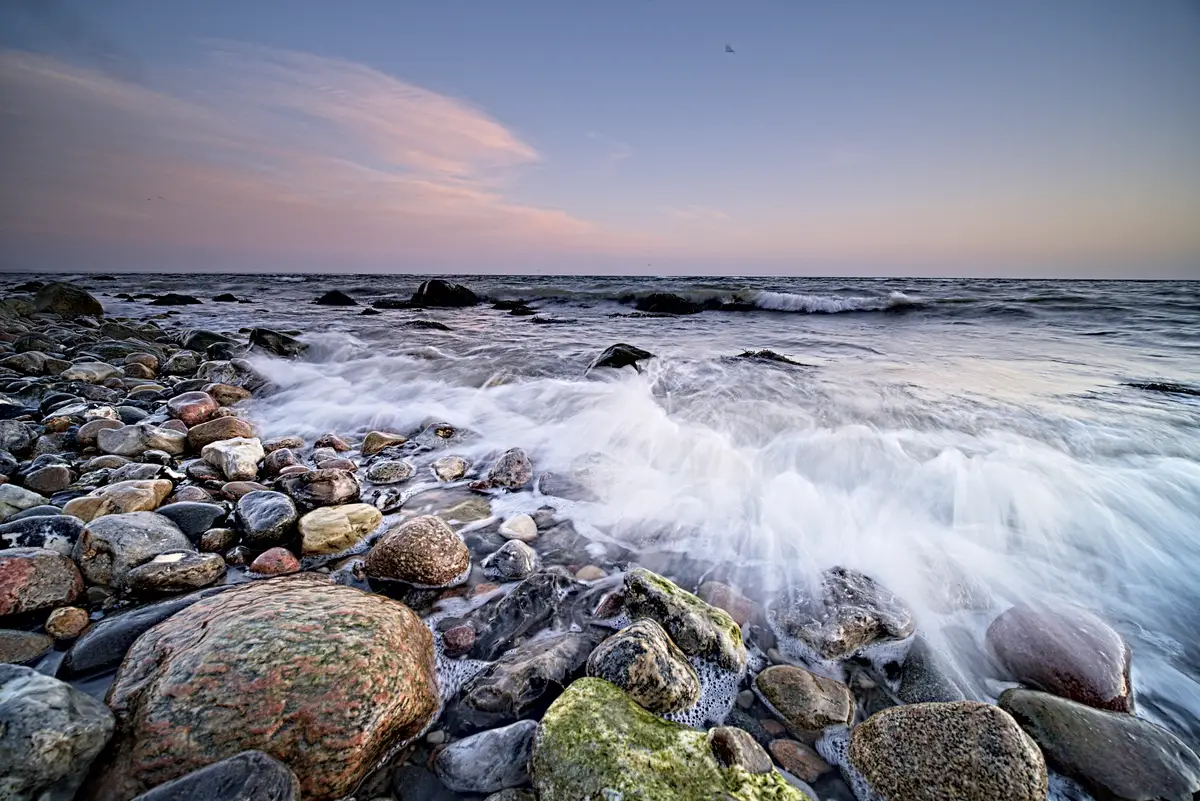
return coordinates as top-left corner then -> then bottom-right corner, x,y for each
361,431 -> 407,456
0,665 -> 114,801
199,527 -> 238,552
1000,688 -> 1200,801
586,618 -> 701,713
298,503 -> 382,556
73,511 -> 193,589
481,539 -> 540,581
986,603 -> 1133,712
365,459 -> 413,484
125,551 -> 226,595
204,383 -> 252,406
433,719 -> 537,794
754,665 -> 854,743
625,567 -> 747,670
768,739 -> 830,783
220,481 -> 267,500
61,362 -> 123,383
187,416 -> 256,449
262,436 -> 304,453
84,576 -> 438,800
364,514 -> 469,587
0,547 -> 83,615
848,701 -> 1047,801
64,479 -> 174,522
202,437 -> 264,482
236,491 -> 298,548
0,483 -> 47,521
77,418 -> 125,448
0,629 -> 53,664
24,464 -> 73,494
129,749 -> 300,801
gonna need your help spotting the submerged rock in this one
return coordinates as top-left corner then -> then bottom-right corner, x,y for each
248,328 -> 307,359
586,618 -> 701,713
624,567 -> 747,670
847,701 -> 1047,801
313,290 -> 356,306
83,576 -> 438,801
130,750 -> 299,801
465,572 -> 581,661
481,539 -> 540,581
1000,688 -> 1200,801
474,448 -> 532,491
770,566 -> 915,661
364,514 -> 469,587
588,343 -> 655,372
0,665 -> 114,801
735,350 -> 809,367
281,468 -> 359,511
754,665 -> 854,743
986,603 -> 1133,712
298,503 -> 382,556
531,678 -> 808,800
634,292 -> 704,315
433,719 -> 537,794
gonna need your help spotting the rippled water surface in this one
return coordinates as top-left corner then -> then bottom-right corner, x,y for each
19,273 -> 1200,746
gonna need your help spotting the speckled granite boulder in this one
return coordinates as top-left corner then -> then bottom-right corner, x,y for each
364,514 -> 469,587
624,568 -> 746,670
846,701 -> 1047,801
82,575 -> 438,801
586,619 -> 700,713
0,547 -> 82,615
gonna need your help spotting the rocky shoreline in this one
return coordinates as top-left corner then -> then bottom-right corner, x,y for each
1,279 -> 1198,801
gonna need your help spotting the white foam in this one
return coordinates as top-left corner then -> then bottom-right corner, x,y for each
661,655 -> 743,729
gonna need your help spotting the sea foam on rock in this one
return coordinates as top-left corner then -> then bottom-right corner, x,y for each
586,618 -> 701,713
624,567 -> 747,671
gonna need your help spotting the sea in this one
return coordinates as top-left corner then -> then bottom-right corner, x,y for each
16,273 -> 1200,748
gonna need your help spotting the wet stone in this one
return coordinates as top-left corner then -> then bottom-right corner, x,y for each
709,726 -> 774,774
0,629 -> 54,664
0,513 -> 85,556
365,459 -> 413,484
129,750 -> 300,801
586,618 -> 701,713
433,719 -> 537,794
155,501 -> 226,540
754,665 -> 855,743
125,551 -> 226,596
768,739 -> 831,783
364,514 -> 469,587
46,605 -> 91,639
482,539 -> 540,581
282,468 -> 360,510
250,547 -> 300,576
0,546 -> 83,615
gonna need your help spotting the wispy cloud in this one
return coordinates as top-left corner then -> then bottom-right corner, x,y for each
587,131 -> 633,163
664,205 -> 732,223
0,44 -> 609,268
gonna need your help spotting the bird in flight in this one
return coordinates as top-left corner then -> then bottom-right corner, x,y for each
725,43 -> 735,53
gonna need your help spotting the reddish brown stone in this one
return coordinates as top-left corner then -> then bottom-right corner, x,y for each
443,624 -> 476,657
45,605 -> 91,639
167,391 -> 219,426
0,548 -> 83,615
220,481 -> 269,500
188,417 -> 255,450
316,458 -> 356,471
769,739 -> 831,782
249,548 -> 300,576
83,576 -> 438,801
314,433 -> 351,452
760,719 -> 786,737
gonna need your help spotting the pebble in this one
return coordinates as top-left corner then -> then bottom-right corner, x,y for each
298,503 -> 383,556
0,547 -> 82,615
481,539 -> 540,581
187,416 -> 256,449
45,606 -> 91,639
574,564 -> 606,581
432,455 -> 469,482
199,527 -> 238,552
498,513 -> 538,543
201,436 -> 265,481
125,551 -> 227,595
250,547 -> 301,576
365,459 -> 413,484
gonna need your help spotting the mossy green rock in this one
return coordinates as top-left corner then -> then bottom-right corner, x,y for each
531,678 -> 810,801
624,568 -> 746,670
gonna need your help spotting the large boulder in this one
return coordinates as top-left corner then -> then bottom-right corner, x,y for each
586,619 -> 700,713
410,279 -> 478,307
364,514 -> 469,587
34,282 -> 104,318
1000,688 -> 1200,800
0,547 -> 83,615
846,701 -> 1047,801
83,576 -> 438,801
986,603 -> 1133,712
129,750 -> 299,801
754,665 -> 854,743
0,665 -> 114,800
72,512 -> 194,590
298,503 -> 382,556
770,566 -> 915,661
235,491 -> 298,548
433,719 -> 537,794
313,290 -> 356,306
248,328 -> 307,359
530,678 -> 809,800
624,568 -> 746,670
63,479 -> 174,522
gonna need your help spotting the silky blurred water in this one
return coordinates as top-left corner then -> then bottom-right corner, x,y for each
17,273 -> 1200,745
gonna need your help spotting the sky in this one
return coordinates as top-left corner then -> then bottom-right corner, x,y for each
0,0 -> 1198,277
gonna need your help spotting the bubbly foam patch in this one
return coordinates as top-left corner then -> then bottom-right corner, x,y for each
817,725 -> 882,801
661,655 -> 743,728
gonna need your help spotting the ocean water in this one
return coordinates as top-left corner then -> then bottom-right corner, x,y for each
33,273 -> 1200,746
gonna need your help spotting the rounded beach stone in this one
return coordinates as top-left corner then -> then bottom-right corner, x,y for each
498,513 -> 537,543
78,418 -> 124,449
624,567 -> 747,670
82,576 -> 438,801
364,514 -> 469,587
754,664 -> 854,742
34,281 -> 104,318
201,437 -> 264,482
125,551 -> 226,595
281,468 -> 359,511
128,750 -> 299,801
847,701 -> 1047,801
63,479 -> 174,522
73,511 -> 194,589
236,490 -> 299,548
480,448 -> 532,490
199,527 -> 238,552
166,391 -> 219,426
250,547 -> 300,576
298,503 -> 382,556
24,464 -> 72,494
433,719 -> 537,794
986,603 -> 1132,712
0,664 -> 114,801
586,619 -> 701,713
46,605 -> 91,639
365,459 -> 413,484
708,726 -> 773,773
432,455 -> 468,482
361,431 -> 407,456
767,739 -> 830,783
187,416 -> 255,449
0,546 -> 83,615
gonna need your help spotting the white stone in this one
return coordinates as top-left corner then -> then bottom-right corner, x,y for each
201,437 -> 265,481
498,514 -> 538,543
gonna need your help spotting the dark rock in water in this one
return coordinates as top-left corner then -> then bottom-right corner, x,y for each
481,539 -> 540,581
154,502 -> 226,540
474,447 -> 532,491
433,719 -> 537,793
211,293 -> 240,302
723,707 -> 775,750
1000,688 -> 1200,801
60,586 -> 232,677
368,298 -> 409,309
179,329 -> 234,353
847,701 -> 1047,801
392,763 -> 462,801
770,566 -> 915,661
708,726 -> 773,774
0,547 -> 83,615
589,343 -> 655,372
1124,381 -> 1200,397
404,319 -> 452,330
0,513 -> 85,555
897,635 -> 968,704
492,299 -> 531,311
34,281 -> 104,318
754,665 -> 854,743
985,603 -> 1133,712
467,572 -> 582,660
586,618 -> 700,713
635,292 -> 703,315
236,490 -> 299,548
509,306 -> 537,316
205,341 -> 244,361
359,307 -> 380,315
314,290 -> 357,306
83,575 -> 439,801
149,294 -> 202,306
0,665 -> 114,801
624,568 -> 746,670
736,350 -> 810,367
529,315 -> 574,325
249,328 -> 307,358
282,468 -> 359,511
129,750 -> 300,801
410,279 -> 478,307
199,527 -> 237,553
458,630 -> 598,728
0,629 -> 54,664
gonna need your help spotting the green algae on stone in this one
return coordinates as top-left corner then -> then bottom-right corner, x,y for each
531,678 -> 810,801
624,568 -> 747,671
